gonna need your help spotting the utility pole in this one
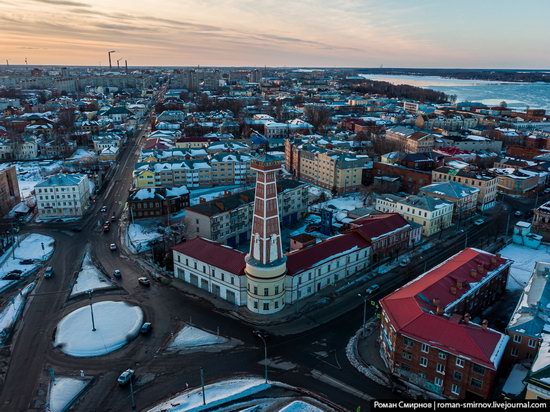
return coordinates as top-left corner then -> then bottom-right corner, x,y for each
253,331 -> 268,383
129,377 -> 136,410
504,212 -> 511,241
88,290 -> 96,331
200,368 -> 206,405
358,293 -> 367,336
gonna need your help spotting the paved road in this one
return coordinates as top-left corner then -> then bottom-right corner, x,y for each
0,100 -> 512,410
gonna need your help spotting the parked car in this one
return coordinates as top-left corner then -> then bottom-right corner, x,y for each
514,211 -> 523,217
474,218 -> 485,226
138,277 -> 151,287
111,214 -> 116,222
399,257 -> 410,267
140,322 -> 152,334
71,226 -> 82,232
103,224 -> 110,233
110,243 -> 117,251
4,272 -> 21,280
20,259 -> 34,265
117,369 -> 134,386
44,266 -> 54,279
100,206 -> 107,213
366,284 -> 380,295
113,269 -> 121,279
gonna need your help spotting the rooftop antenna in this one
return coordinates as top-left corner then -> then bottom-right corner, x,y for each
25,57 -> 28,66
107,50 -> 116,69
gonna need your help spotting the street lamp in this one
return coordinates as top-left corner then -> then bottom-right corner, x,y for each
358,292 -> 368,337
87,289 -> 96,332
253,330 -> 268,384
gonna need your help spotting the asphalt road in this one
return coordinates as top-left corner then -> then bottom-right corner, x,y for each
0,103 -> 514,411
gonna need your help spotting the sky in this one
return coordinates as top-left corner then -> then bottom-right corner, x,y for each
1,0 -> 549,68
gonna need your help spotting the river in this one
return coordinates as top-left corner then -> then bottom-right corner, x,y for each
359,74 -> 550,111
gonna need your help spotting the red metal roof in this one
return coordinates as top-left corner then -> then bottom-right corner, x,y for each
172,237 -> 246,275
286,231 -> 370,276
351,213 -> 410,240
380,248 -> 510,369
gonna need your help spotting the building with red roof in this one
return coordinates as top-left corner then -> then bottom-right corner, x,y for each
350,213 -> 414,262
173,237 -> 247,305
379,248 -> 512,399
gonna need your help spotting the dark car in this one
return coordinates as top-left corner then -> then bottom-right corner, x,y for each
71,226 -> 83,232
111,214 -> 116,222
140,322 -> 152,334
4,272 -> 21,280
20,259 -> 35,265
44,266 -> 54,279
103,224 -> 110,233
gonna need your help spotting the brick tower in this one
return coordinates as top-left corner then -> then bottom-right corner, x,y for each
245,154 -> 287,314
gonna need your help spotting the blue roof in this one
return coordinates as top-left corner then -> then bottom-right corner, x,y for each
35,173 -> 87,187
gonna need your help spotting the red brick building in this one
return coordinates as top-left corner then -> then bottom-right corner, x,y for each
373,162 -> 432,193
379,248 -> 512,399
349,213 -> 412,262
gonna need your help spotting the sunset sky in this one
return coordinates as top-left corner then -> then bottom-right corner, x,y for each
1,0 -> 549,68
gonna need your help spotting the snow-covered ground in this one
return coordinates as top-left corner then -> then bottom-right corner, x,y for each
498,243 -> 550,291
10,161 -> 63,198
127,222 -> 163,253
148,378 -> 269,412
502,363 -> 529,397
70,249 -> 113,297
314,194 -> 366,213
0,282 -> 35,344
166,325 -> 228,352
279,401 -> 323,412
54,301 -> 143,357
0,233 -> 55,280
48,376 -> 90,412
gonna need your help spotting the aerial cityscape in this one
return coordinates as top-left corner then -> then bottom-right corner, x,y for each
0,1 -> 550,411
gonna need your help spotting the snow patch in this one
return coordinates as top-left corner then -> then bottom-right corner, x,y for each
147,378 -> 269,412
167,325 -> 228,351
54,301 -> 143,357
0,282 -> 35,344
48,377 -> 90,412
70,249 -> 113,297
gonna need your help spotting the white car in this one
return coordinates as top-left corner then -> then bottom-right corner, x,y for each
117,369 -> 134,385
399,257 -> 410,267
109,243 -> 117,251
474,218 -> 485,226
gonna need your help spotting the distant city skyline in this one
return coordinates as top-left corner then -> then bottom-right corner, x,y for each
1,0 -> 549,68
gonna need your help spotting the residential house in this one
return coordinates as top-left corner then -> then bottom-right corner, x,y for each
35,173 -> 91,218
0,164 -> 21,215
420,181 -> 479,219
375,194 -> 453,237
379,248 -> 512,399
128,186 -> 190,219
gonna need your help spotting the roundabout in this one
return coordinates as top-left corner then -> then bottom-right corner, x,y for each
53,300 -> 144,357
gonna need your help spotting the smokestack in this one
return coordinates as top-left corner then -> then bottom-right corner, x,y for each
125,60 -> 128,74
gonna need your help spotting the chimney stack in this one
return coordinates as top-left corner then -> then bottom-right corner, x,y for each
432,297 -> 440,307
481,319 -> 489,330
463,313 -> 471,324
199,197 -> 206,204
436,306 -> 443,315
450,286 -> 457,295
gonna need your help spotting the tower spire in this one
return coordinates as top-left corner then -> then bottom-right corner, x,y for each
245,154 -> 287,314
